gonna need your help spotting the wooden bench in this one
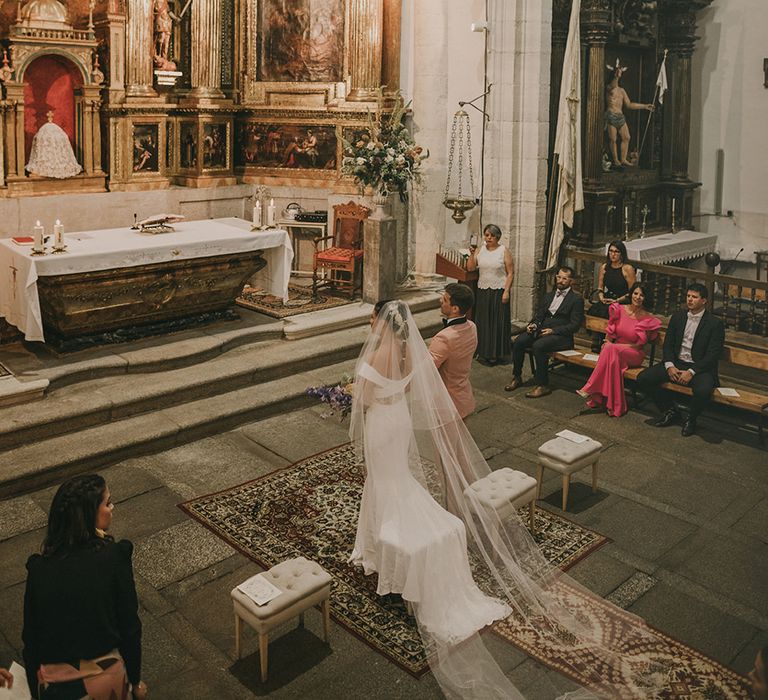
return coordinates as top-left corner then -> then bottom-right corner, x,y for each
541,316 -> 768,444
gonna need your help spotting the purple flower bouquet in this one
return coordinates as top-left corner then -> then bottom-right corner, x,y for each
306,374 -> 354,420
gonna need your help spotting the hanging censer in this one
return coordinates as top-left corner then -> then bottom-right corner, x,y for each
443,110 -> 477,224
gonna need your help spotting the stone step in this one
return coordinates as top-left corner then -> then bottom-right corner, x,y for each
0,306 -> 442,452
0,358 -> 361,499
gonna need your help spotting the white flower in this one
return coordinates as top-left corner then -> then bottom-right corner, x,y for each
387,148 -> 396,156
385,155 -> 394,163
396,154 -> 406,165
366,141 -> 375,150
356,157 -> 366,165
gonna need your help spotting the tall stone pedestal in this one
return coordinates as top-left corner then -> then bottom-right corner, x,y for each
363,214 -> 397,304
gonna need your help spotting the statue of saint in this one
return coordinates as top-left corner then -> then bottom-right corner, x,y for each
26,111 -> 82,179
605,60 -> 654,169
153,0 -> 179,71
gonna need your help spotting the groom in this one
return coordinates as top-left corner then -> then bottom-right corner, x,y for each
429,283 -> 477,419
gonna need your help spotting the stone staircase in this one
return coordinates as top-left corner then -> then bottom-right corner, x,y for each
0,295 -> 442,498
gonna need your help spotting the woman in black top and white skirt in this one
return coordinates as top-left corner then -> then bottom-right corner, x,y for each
22,474 -> 147,700
466,224 -> 514,365
588,240 -> 636,352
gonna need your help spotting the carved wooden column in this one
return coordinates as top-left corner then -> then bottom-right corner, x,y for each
95,0 -> 126,104
189,0 -> 224,99
661,0 -> 712,182
581,0 -> 611,184
347,0 -> 384,101
549,0 -> 571,162
2,85 -> 23,179
125,0 -> 156,97
381,0 -> 401,96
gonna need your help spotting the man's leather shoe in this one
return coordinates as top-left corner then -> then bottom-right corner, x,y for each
653,409 -> 679,427
681,418 -> 697,437
525,385 -> 551,399
504,377 -> 523,392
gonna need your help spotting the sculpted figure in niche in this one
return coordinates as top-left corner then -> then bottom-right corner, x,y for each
26,110 -> 82,179
153,0 -> 179,71
605,59 -> 654,170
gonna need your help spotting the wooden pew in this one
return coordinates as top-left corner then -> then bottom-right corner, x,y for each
544,316 -> 768,443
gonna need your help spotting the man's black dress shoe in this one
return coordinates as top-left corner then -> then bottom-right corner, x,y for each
653,409 -> 679,428
681,418 -> 697,437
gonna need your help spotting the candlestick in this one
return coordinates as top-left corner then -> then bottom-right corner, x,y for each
267,198 -> 276,227
253,202 -> 262,227
671,198 -> 677,233
52,219 -> 66,252
623,206 -> 630,241
640,205 -> 649,239
32,220 -> 45,254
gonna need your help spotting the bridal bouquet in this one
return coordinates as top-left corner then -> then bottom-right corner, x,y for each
306,374 -> 355,420
341,94 -> 426,201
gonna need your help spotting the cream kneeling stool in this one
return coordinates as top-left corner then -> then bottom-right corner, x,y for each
464,468 -> 539,533
536,435 -> 602,511
231,556 -> 332,682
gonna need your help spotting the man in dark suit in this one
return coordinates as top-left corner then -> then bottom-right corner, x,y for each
505,266 -> 584,398
637,282 -> 724,437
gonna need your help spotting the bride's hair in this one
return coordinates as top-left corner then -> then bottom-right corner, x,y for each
375,300 -> 410,342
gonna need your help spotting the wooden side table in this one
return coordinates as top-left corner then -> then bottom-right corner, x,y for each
278,219 -> 328,276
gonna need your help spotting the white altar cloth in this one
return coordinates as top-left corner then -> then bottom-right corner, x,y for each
608,230 -> 718,265
0,217 -> 293,342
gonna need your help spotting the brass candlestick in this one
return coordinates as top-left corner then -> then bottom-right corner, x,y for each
671,198 -> 677,234
640,205 -> 649,238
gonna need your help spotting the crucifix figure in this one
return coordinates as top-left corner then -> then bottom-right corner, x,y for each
9,264 -> 18,300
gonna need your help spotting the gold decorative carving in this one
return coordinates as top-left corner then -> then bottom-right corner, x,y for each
126,0 -> 156,96
189,0 -> 225,99
347,0 -> 383,101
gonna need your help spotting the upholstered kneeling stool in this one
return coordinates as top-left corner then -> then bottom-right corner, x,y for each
231,556 -> 332,682
536,435 -> 602,511
465,468 -> 538,533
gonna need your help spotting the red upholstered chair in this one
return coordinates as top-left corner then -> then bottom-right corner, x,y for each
312,201 -> 370,299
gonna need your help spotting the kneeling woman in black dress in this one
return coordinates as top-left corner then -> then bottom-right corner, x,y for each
23,474 -> 147,700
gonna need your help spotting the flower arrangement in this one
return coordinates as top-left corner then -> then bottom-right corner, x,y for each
342,94 -> 427,201
306,374 -> 355,420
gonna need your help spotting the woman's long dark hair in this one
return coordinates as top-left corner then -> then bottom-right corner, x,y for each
605,240 -> 628,266
42,474 -> 108,556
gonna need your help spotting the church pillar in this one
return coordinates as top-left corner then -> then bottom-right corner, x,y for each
581,0 -> 611,184
661,0 -> 712,183
189,0 -> 225,100
381,0 -> 401,96
125,0 -> 156,98
347,0 -> 384,101
96,3 -> 126,104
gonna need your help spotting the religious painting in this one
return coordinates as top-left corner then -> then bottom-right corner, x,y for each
180,121 -> 197,169
236,123 -> 336,170
202,123 -> 228,169
259,0 -> 345,82
132,124 -> 159,172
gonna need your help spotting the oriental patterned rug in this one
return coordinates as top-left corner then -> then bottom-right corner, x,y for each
236,283 -> 353,318
179,444 -> 750,697
179,443 -> 607,676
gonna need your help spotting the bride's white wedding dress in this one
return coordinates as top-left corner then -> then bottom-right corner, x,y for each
349,362 -> 510,644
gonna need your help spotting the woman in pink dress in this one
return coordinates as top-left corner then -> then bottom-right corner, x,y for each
578,282 -> 660,417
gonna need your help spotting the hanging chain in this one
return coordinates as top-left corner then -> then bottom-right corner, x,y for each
465,114 -> 475,200
444,112 -> 459,200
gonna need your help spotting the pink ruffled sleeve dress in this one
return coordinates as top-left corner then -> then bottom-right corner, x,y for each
580,303 -> 661,417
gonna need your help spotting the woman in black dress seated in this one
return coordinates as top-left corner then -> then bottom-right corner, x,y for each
588,239 -> 636,352
22,474 -> 147,700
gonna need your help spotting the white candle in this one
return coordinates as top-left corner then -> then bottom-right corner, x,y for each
624,205 -> 629,220
253,202 -> 262,226
54,219 -> 64,248
267,198 -> 276,227
671,198 -> 676,218
33,220 -> 44,251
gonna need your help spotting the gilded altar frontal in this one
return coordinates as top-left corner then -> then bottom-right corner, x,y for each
0,0 -> 402,194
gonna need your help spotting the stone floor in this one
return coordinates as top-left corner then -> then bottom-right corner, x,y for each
0,361 -> 766,699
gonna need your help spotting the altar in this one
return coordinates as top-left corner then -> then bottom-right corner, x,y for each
0,218 -> 293,343
608,230 -> 718,266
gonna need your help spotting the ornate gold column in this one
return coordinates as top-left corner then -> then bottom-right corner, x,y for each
381,0 -> 401,96
189,0 -> 225,100
125,0 -> 156,97
661,0 -> 713,182
347,0 -> 384,101
581,0 -> 611,184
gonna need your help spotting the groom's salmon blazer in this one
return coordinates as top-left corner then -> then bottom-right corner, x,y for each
428,320 -> 478,419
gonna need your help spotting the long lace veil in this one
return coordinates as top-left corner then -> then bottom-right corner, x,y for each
350,301 -> 668,699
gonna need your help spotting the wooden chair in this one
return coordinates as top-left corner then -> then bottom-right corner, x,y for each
312,201 -> 370,299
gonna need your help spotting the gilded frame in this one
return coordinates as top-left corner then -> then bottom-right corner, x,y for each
240,0 -> 349,106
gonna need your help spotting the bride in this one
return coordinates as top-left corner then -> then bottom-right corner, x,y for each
349,300 -> 669,699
